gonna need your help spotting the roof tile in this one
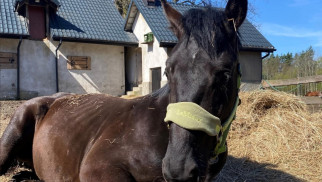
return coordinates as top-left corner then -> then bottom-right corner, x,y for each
0,0 -> 28,36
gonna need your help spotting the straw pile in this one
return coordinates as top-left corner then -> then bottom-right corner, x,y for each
217,90 -> 322,181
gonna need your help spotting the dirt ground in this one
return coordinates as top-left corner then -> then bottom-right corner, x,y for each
0,100 -> 25,136
0,100 -> 26,182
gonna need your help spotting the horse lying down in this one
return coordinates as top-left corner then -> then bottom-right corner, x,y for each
0,0 -> 247,181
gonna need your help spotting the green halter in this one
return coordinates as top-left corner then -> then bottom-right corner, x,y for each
164,71 -> 241,157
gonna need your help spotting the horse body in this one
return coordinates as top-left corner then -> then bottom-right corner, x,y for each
33,94 -> 169,181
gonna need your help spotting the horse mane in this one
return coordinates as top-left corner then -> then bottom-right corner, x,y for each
150,84 -> 170,98
181,7 -> 241,59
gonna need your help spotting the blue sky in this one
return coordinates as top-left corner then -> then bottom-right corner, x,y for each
251,0 -> 322,58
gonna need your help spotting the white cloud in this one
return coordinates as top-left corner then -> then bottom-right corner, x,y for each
290,0 -> 320,6
314,39 -> 322,47
261,23 -> 322,38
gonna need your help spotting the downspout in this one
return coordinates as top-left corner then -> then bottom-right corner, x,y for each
55,38 -> 62,92
261,52 -> 271,59
261,52 -> 271,82
16,36 -> 22,100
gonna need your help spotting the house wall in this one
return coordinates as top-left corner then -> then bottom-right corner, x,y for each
132,12 -> 168,95
0,39 -> 19,99
239,51 -> 262,82
0,38 -> 125,99
55,41 -> 125,96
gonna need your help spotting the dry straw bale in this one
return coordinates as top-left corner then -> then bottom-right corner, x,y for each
221,90 -> 322,181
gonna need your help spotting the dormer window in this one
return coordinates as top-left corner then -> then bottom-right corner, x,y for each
14,0 -> 60,40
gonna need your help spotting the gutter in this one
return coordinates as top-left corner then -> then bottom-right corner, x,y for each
52,36 -> 138,47
55,38 -> 62,92
16,36 -> 22,100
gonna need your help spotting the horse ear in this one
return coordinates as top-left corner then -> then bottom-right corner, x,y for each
225,0 -> 248,29
161,0 -> 184,39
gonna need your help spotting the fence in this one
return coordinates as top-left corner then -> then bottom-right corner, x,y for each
261,75 -> 322,96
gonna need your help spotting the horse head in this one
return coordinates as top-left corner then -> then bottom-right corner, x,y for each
161,0 -> 247,181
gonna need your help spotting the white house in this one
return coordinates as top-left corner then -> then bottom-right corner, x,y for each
124,0 -> 276,95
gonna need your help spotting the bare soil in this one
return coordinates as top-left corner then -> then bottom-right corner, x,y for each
0,100 -> 25,136
0,100 -> 26,181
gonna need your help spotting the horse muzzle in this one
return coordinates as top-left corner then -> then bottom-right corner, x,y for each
162,156 -> 201,182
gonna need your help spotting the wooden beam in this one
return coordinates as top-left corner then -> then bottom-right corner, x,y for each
262,75 -> 322,88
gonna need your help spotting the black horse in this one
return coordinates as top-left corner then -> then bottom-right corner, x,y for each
0,0 -> 247,181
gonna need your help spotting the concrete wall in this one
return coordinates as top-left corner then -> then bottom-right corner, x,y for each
0,39 -> 19,99
132,12 -> 168,95
55,41 -> 125,95
239,51 -> 262,82
0,38 -> 125,99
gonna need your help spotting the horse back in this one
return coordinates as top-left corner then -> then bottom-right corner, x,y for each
33,94 -> 168,181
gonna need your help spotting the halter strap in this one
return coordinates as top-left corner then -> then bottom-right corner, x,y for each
228,18 -> 237,32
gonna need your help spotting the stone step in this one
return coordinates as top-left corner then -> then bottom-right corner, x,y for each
133,87 -> 142,92
126,90 -> 141,96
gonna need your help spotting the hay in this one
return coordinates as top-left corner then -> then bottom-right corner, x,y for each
218,90 -> 322,181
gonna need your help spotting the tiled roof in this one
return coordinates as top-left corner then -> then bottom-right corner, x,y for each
50,0 -> 138,45
1,0 -> 138,45
125,0 -> 275,51
0,0 -> 29,37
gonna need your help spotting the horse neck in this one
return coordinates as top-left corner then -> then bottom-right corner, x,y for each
144,84 -> 170,118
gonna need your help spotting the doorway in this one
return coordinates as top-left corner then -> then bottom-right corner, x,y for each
151,67 -> 161,92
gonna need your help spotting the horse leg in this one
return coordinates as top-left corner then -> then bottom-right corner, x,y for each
79,164 -> 136,182
0,102 -> 37,175
0,93 -> 71,175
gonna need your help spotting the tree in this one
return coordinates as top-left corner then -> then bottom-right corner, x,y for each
114,0 -> 131,17
317,57 -> 322,75
262,54 -> 280,80
294,46 -> 317,78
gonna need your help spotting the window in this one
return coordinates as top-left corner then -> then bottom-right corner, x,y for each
0,52 -> 17,69
67,56 -> 91,70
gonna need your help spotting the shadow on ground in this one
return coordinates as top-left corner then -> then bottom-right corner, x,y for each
1,155 -> 304,181
215,156 -> 304,182
12,170 -> 40,182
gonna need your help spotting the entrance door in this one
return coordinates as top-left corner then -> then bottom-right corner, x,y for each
125,47 -> 142,92
151,67 -> 161,92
